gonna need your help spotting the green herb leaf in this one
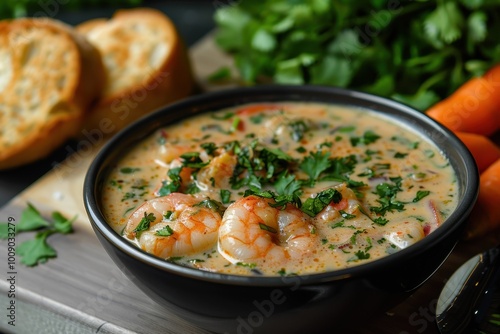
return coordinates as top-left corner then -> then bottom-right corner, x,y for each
17,231 -> 57,267
350,131 -> 381,147
17,203 -> 51,232
207,66 -> 232,82
300,151 -> 331,185
259,223 -> 277,233
220,189 -> 232,204
413,190 -> 431,202
158,167 -> 183,196
194,199 -> 226,217
302,188 -> 342,217
120,167 -> 141,174
133,212 -> 156,234
155,225 -> 174,237
51,211 -> 76,235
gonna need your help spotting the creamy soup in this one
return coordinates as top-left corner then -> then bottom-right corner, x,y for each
102,102 -> 458,276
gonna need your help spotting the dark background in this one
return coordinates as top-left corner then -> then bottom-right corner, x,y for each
0,0 -> 216,207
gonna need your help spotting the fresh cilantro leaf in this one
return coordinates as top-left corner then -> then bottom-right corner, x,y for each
252,28 -> 277,52
424,2 -> 464,45
302,188 -> 342,217
300,151 -> 331,185
370,179 -> 405,216
194,199 -> 226,217
120,167 -> 141,174
201,142 -> 218,156
133,212 -> 156,234
274,172 -> 302,197
350,131 -> 381,147
207,66 -> 232,82
288,120 -> 309,142
373,217 -> 389,226
259,223 -> 277,233
51,211 -> 76,235
310,55 -> 353,86
17,231 -> 57,267
413,190 -> 431,202
180,152 -> 209,169
394,152 -> 408,159
0,203 -> 77,266
236,262 -> 257,269
340,210 -> 356,219
220,189 -> 232,204
354,250 -> 371,260
467,11 -> 487,44
214,1 -> 500,111
155,225 -> 174,237
158,167 -> 183,196
17,203 -> 51,232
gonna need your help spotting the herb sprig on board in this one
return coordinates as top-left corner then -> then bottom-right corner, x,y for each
0,203 -> 76,266
213,0 -> 500,110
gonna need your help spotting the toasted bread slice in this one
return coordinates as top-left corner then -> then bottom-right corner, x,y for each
76,8 -> 195,133
0,18 -> 105,170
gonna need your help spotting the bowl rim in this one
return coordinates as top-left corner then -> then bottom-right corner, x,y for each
83,84 -> 479,287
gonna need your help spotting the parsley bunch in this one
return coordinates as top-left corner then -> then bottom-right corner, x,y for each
214,0 -> 500,110
0,203 -> 76,266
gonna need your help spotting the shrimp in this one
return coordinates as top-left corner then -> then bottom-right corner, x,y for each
196,151 -> 237,190
124,193 -> 222,258
314,183 -> 368,227
382,221 -> 425,249
218,195 -> 318,267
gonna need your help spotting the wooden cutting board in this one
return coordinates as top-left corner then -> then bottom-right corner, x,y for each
0,33 -> 498,334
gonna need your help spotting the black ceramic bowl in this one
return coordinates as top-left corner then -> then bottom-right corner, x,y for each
84,85 -> 479,334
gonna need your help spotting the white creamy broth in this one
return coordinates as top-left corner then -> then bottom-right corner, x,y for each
102,102 -> 458,276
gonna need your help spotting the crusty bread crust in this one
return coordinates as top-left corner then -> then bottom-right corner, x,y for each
76,8 -> 195,133
0,18 -> 105,170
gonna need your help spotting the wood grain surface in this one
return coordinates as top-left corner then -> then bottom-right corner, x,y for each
0,33 -> 499,334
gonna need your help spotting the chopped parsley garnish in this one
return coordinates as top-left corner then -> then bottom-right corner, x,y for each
180,152 -> 209,169
413,190 -> 431,202
259,223 -> 277,233
155,225 -> 174,237
201,142 -> 218,155
301,188 -> 342,217
158,167 -> 182,196
300,151 -> 331,186
220,189 -> 232,204
194,199 -> 226,217
370,178 -> 405,216
120,167 -> 141,174
163,211 -> 174,220
391,136 -> 420,149
350,130 -> 381,147
373,217 -> 389,226
133,212 -> 156,234
353,250 -> 370,261
288,120 -> 309,141
249,114 -> 265,124
236,262 -> 257,269
339,210 -> 356,219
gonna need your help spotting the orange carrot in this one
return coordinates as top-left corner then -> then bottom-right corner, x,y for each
236,104 -> 284,116
427,64 -> 500,136
464,158 -> 500,239
454,131 -> 500,173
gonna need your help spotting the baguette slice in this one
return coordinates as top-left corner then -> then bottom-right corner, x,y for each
0,18 -> 105,170
77,8 -> 195,133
